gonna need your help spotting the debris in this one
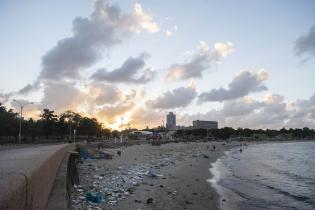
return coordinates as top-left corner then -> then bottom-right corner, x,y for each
85,192 -> 102,203
152,141 -> 161,146
146,170 -> 163,178
146,198 -> 153,204
202,154 -> 209,159
117,151 -> 122,156
185,200 -> 193,205
99,151 -> 113,159
134,199 -> 142,203
159,185 -> 164,188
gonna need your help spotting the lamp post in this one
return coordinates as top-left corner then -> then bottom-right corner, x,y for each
120,117 -> 124,143
73,129 -> 77,144
13,99 -> 33,144
69,120 -> 72,142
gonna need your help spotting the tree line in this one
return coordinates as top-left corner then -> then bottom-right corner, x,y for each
174,126 -> 315,140
0,103 -> 113,143
1,102 -> 314,143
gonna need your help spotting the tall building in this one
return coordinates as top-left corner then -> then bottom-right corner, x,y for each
166,112 -> 176,130
192,120 -> 218,129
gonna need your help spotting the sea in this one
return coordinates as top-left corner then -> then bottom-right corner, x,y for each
209,141 -> 315,210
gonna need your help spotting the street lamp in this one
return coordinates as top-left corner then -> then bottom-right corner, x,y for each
73,129 -> 77,144
120,117 -> 124,143
12,99 -> 33,144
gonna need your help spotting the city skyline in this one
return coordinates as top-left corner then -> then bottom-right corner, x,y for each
0,0 -> 315,129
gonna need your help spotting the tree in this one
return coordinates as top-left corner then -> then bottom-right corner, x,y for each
39,109 -> 58,138
78,117 -> 101,138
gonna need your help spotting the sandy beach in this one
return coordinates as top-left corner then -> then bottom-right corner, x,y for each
71,141 -> 240,210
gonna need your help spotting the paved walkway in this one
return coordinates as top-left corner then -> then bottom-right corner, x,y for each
0,144 -> 73,210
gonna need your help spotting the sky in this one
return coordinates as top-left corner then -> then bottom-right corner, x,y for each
0,0 -> 315,129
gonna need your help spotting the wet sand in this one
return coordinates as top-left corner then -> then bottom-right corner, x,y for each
73,141 -> 239,210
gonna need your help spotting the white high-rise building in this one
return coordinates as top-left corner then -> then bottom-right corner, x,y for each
166,112 -> 176,130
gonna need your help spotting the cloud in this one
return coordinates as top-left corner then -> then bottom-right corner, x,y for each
12,0 -> 159,95
134,3 -> 159,33
90,54 -> 155,84
40,0 -> 138,81
222,97 -> 264,117
165,41 -> 234,82
294,25 -> 315,58
286,93 -> 315,127
239,94 -> 288,128
130,108 -> 165,128
165,30 -> 173,37
147,86 -> 197,109
98,103 -> 134,124
41,81 -> 82,112
17,0 -> 159,95
179,93 -> 292,129
199,70 -> 268,102
214,42 -> 234,57
87,83 -> 123,105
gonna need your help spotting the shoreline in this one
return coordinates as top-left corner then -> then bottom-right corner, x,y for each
72,141 -> 239,210
71,140 -> 314,210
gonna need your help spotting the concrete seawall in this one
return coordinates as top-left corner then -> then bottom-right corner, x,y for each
0,144 -> 74,210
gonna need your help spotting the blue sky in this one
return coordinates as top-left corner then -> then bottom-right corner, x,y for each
1,0 -> 315,129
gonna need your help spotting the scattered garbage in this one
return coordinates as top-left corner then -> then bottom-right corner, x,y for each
79,146 -> 113,160
71,143 -> 212,209
85,192 -> 102,203
71,162 -> 151,209
146,170 -> 163,178
202,154 -> 209,159
99,151 -> 113,159
146,198 -> 154,204
185,200 -> 193,205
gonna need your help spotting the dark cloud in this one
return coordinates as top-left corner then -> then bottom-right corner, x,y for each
147,86 -> 197,109
40,0 -> 137,81
199,70 -> 268,102
294,25 -> 315,58
90,54 -> 155,84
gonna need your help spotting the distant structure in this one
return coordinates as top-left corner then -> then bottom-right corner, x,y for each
192,120 -> 218,129
166,112 -> 176,130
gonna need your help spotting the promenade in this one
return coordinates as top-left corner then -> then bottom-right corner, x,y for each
0,144 -> 73,210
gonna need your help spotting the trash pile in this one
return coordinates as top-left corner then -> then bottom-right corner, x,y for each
71,148 -> 199,209
71,161 -> 166,209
